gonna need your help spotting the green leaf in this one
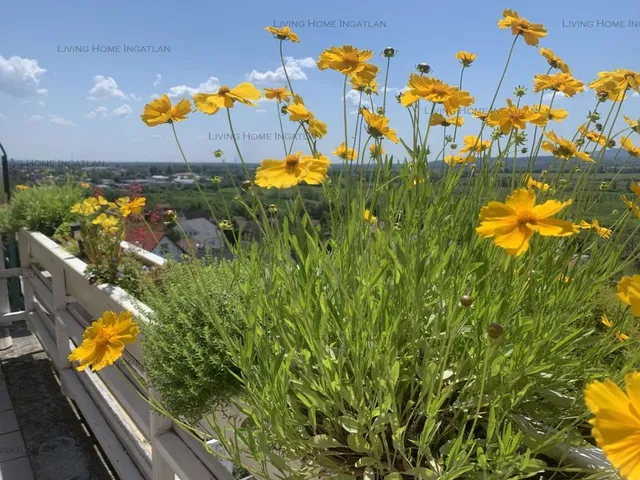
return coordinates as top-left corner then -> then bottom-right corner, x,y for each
308,435 -> 343,448
347,433 -> 371,453
355,457 -> 376,468
338,415 -> 361,434
384,474 -> 402,480
389,361 -> 400,387
406,467 -> 438,479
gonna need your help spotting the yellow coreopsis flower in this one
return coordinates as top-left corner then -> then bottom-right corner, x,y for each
476,188 -> 576,256
364,209 -> 377,224
624,115 -> 640,134
350,75 -> 378,94
308,117 -> 328,139
116,197 -> 146,217
92,214 -> 120,234
16,185 -> 29,190
498,9 -> 547,46
524,173 -> 550,191
529,105 -> 568,127
533,73 -> 584,97
539,48 -> 571,73
591,219 -> 612,239
542,131 -> 594,163
601,314 -> 613,328
620,136 -> 640,157
263,87 -> 292,103
455,51 -> 477,67
264,25 -> 300,43
71,196 -> 109,216
590,69 -> 640,96
254,152 -> 330,189
333,143 -> 357,161
317,45 -> 379,83
618,275 -> 640,316
616,331 -> 630,342
401,75 -> 474,115
68,311 -> 139,372
631,182 -> 640,197
471,109 -> 489,122
429,113 -> 464,127
141,94 -> 191,127
193,83 -> 261,115
361,108 -> 399,143
621,195 -> 640,219
370,143 -> 385,159
486,99 -> 538,134
286,95 -> 311,121
445,154 -> 475,165
460,135 -> 490,154
81,182 -> 91,189
585,372 -> 640,479
578,125 -> 608,146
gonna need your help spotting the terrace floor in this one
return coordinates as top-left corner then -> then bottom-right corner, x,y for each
0,321 -> 117,480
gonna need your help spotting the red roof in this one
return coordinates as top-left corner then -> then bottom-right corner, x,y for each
125,227 -> 165,252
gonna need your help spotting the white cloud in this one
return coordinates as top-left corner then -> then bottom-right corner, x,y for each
543,91 -> 566,101
50,114 -> 75,127
256,109 -> 267,114
112,104 -> 133,118
0,56 -> 47,97
167,76 -> 219,98
150,93 -> 160,99
633,91 -> 639,97
153,73 -> 162,87
246,57 -> 316,83
28,114 -> 43,122
344,89 -> 361,106
85,106 -> 109,119
88,75 -> 139,101
152,134 -> 162,140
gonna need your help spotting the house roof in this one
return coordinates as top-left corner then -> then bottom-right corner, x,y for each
125,227 -> 165,252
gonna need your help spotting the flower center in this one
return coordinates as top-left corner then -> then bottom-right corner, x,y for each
285,154 -> 300,167
95,328 -> 114,348
342,52 -> 361,68
516,211 -> 536,226
218,86 -> 231,95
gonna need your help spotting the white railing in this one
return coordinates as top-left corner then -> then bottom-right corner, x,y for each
0,229 -> 243,480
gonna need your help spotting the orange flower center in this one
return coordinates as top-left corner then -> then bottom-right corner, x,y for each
341,52 -> 361,68
95,328 -> 114,348
516,211 -> 536,226
218,86 -> 231,95
285,154 -> 300,167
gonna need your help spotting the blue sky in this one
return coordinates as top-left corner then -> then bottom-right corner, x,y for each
1,0 -> 639,164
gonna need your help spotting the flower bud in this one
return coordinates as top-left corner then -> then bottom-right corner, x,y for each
211,175 -> 222,184
395,92 -> 404,103
281,104 -> 289,115
575,138 -> 585,146
588,111 -> 600,122
213,149 -> 224,158
514,85 -> 527,97
460,295 -> 473,307
376,107 -> 385,115
450,143 -> 458,150
607,139 -> 616,148
163,209 -> 177,225
487,323 -> 504,339
416,63 -> 431,74
268,204 -> 278,214
241,180 -> 252,191
219,220 -> 233,230
382,47 -> 396,58
595,123 -> 604,132
521,147 -> 528,154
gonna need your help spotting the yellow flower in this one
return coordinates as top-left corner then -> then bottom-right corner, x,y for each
524,173 -> 550,191
529,105 -> 568,127
350,75 -> 378,94
616,331 -> 630,342
455,51 -> 477,67
401,75 -> 474,115
333,143 -> 357,161
585,372 -> 640,480
141,94 -> 191,127
620,136 -> 640,157
263,87 -> 291,103
624,115 -> 640,134
591,219 -> 612,239
193,83 -> 261,115
81,182 -> 90,189
255,152 -> 330,189
618,275 -> 640,316
631,182 -> 640,197
622,195 -> 640,219
578,125 -> 607,146
542,131 -> 594,163
471,109 -> 489,122
68,311 -> 139,372
317,45 -> 379,83
370,143 -> 385,159
360,108 -> 399,143
590,69 -> 640,97
364,209 -> 377,224
264,25 -> 300,43
429,113 -> 464,127
445,154 -> 475,165
539,48 -> 571,74
460,135 -> 490,154
16,185 -> 29,190
71,196 -> 109,215
116,197 -> 146,217
285,95 -> 327,138
533,73 -> 584,97
497,9 -> 547,46
308,117 -> 327,139
486,99 -> 538,134
92,214 -> 120,234
601,314 -> 613,328
476,188 -> 576,256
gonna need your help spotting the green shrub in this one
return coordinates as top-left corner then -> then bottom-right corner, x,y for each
0,184 -> 84,236
139,257 -> 251,421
